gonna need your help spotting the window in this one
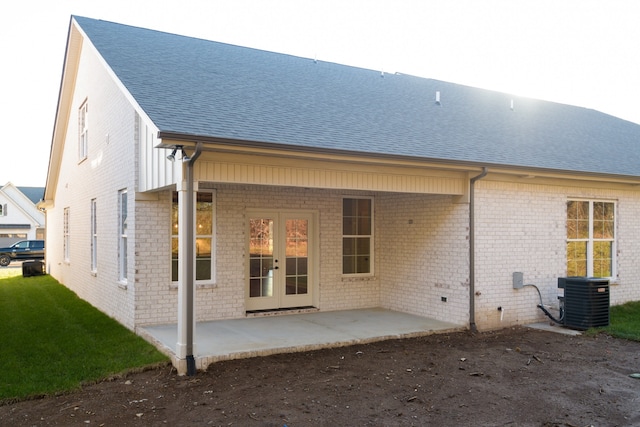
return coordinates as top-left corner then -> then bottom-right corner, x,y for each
172,190 -> 216,283
566,200 -> 615,278
118,190 -> 127,282
63,207 -> 70,262
79,101 -> 88,160
0,204 -> 6,216
342,197 -> 373,274
91,198 -> 97,273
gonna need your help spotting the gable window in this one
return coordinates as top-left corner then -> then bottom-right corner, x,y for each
0,204 -> 5,216
63,207 -> 70,262
79,101 -> 88,160
342,197 -> 373,275
118,190 -> 127,282
91,198 -> 97,273
566,200 -> 615,278
172,190 -> 216,283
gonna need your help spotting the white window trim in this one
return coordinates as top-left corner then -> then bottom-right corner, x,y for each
567,198 -> 617,279
78,100 -> 88,161
118,190 -> 128,284
91,198 -> 97,274
342,196 -> 374,276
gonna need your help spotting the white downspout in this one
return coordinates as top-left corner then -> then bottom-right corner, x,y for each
176,143 -> 202,376
469,167 -> 488,333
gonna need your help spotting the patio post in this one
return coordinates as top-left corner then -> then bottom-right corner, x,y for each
175,143 -> 202,375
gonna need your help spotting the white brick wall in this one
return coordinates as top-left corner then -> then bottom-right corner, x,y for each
377,193 -> 470,325
133,185 -> 473,327
473,180 -> 640,330
45,40 -> 137,329
135,185 -> 385,326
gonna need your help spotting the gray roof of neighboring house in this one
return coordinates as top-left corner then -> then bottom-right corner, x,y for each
73,16 -> 640,177
17,187 -> 44,204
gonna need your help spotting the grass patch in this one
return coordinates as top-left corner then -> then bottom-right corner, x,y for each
599,300 -> 640,341
0,274 -> 168,402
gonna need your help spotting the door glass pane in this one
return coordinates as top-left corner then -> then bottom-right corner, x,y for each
250,278 -> 261,297
249,218 -> 274,298
285,219 -> 308,295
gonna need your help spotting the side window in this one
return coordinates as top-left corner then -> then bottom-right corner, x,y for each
118,190 -> 127,282
566,200 -> 615,278
342,197 -> 373,275
91,198 -> 97,273
0,204 -> 4,216
78,100 -> 88,161
172,190 -> 216,283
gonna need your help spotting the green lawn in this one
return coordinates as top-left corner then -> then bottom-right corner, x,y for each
0,271 -> 168,402
600,300 -> 640,341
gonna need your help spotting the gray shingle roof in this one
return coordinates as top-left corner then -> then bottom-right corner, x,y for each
73,16 -> 640,177
17,187 -> 44,204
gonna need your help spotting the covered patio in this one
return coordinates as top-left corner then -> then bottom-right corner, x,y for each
139,308 -> 464,373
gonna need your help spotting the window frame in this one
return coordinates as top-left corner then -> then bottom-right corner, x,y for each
171,189 -> 217,285
78,100 -> 88,161
566,199 -> 616,279
342,196 -> 374,276
90,198 -> 97,273
118,190 -> 127,283
63,207 -> 70,262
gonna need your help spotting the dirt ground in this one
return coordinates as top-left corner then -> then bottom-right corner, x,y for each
1,326 -> 639,427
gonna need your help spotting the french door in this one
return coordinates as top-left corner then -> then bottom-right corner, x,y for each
246,210 -> 316,311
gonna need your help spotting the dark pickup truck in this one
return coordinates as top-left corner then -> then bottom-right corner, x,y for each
0,240 -> 45,266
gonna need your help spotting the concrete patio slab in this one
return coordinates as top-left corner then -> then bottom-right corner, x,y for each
139,308 -> 464,373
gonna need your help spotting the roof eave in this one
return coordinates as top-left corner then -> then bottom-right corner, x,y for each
156,131 -> 640,186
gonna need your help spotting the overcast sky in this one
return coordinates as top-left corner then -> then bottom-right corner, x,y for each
1,0 -> 638,187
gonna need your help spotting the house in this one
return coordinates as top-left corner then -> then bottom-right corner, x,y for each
42,16 -> 640,373
0,182 -> 45,247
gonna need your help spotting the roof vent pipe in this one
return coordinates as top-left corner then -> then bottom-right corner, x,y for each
510,99 -> 514,111
435,91 -> 441,105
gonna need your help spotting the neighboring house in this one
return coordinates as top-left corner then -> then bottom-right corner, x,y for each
42,16 -> 640,367
0,182 -> 45,247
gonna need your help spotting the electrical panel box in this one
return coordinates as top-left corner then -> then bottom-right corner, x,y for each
512,272 -> 524,289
